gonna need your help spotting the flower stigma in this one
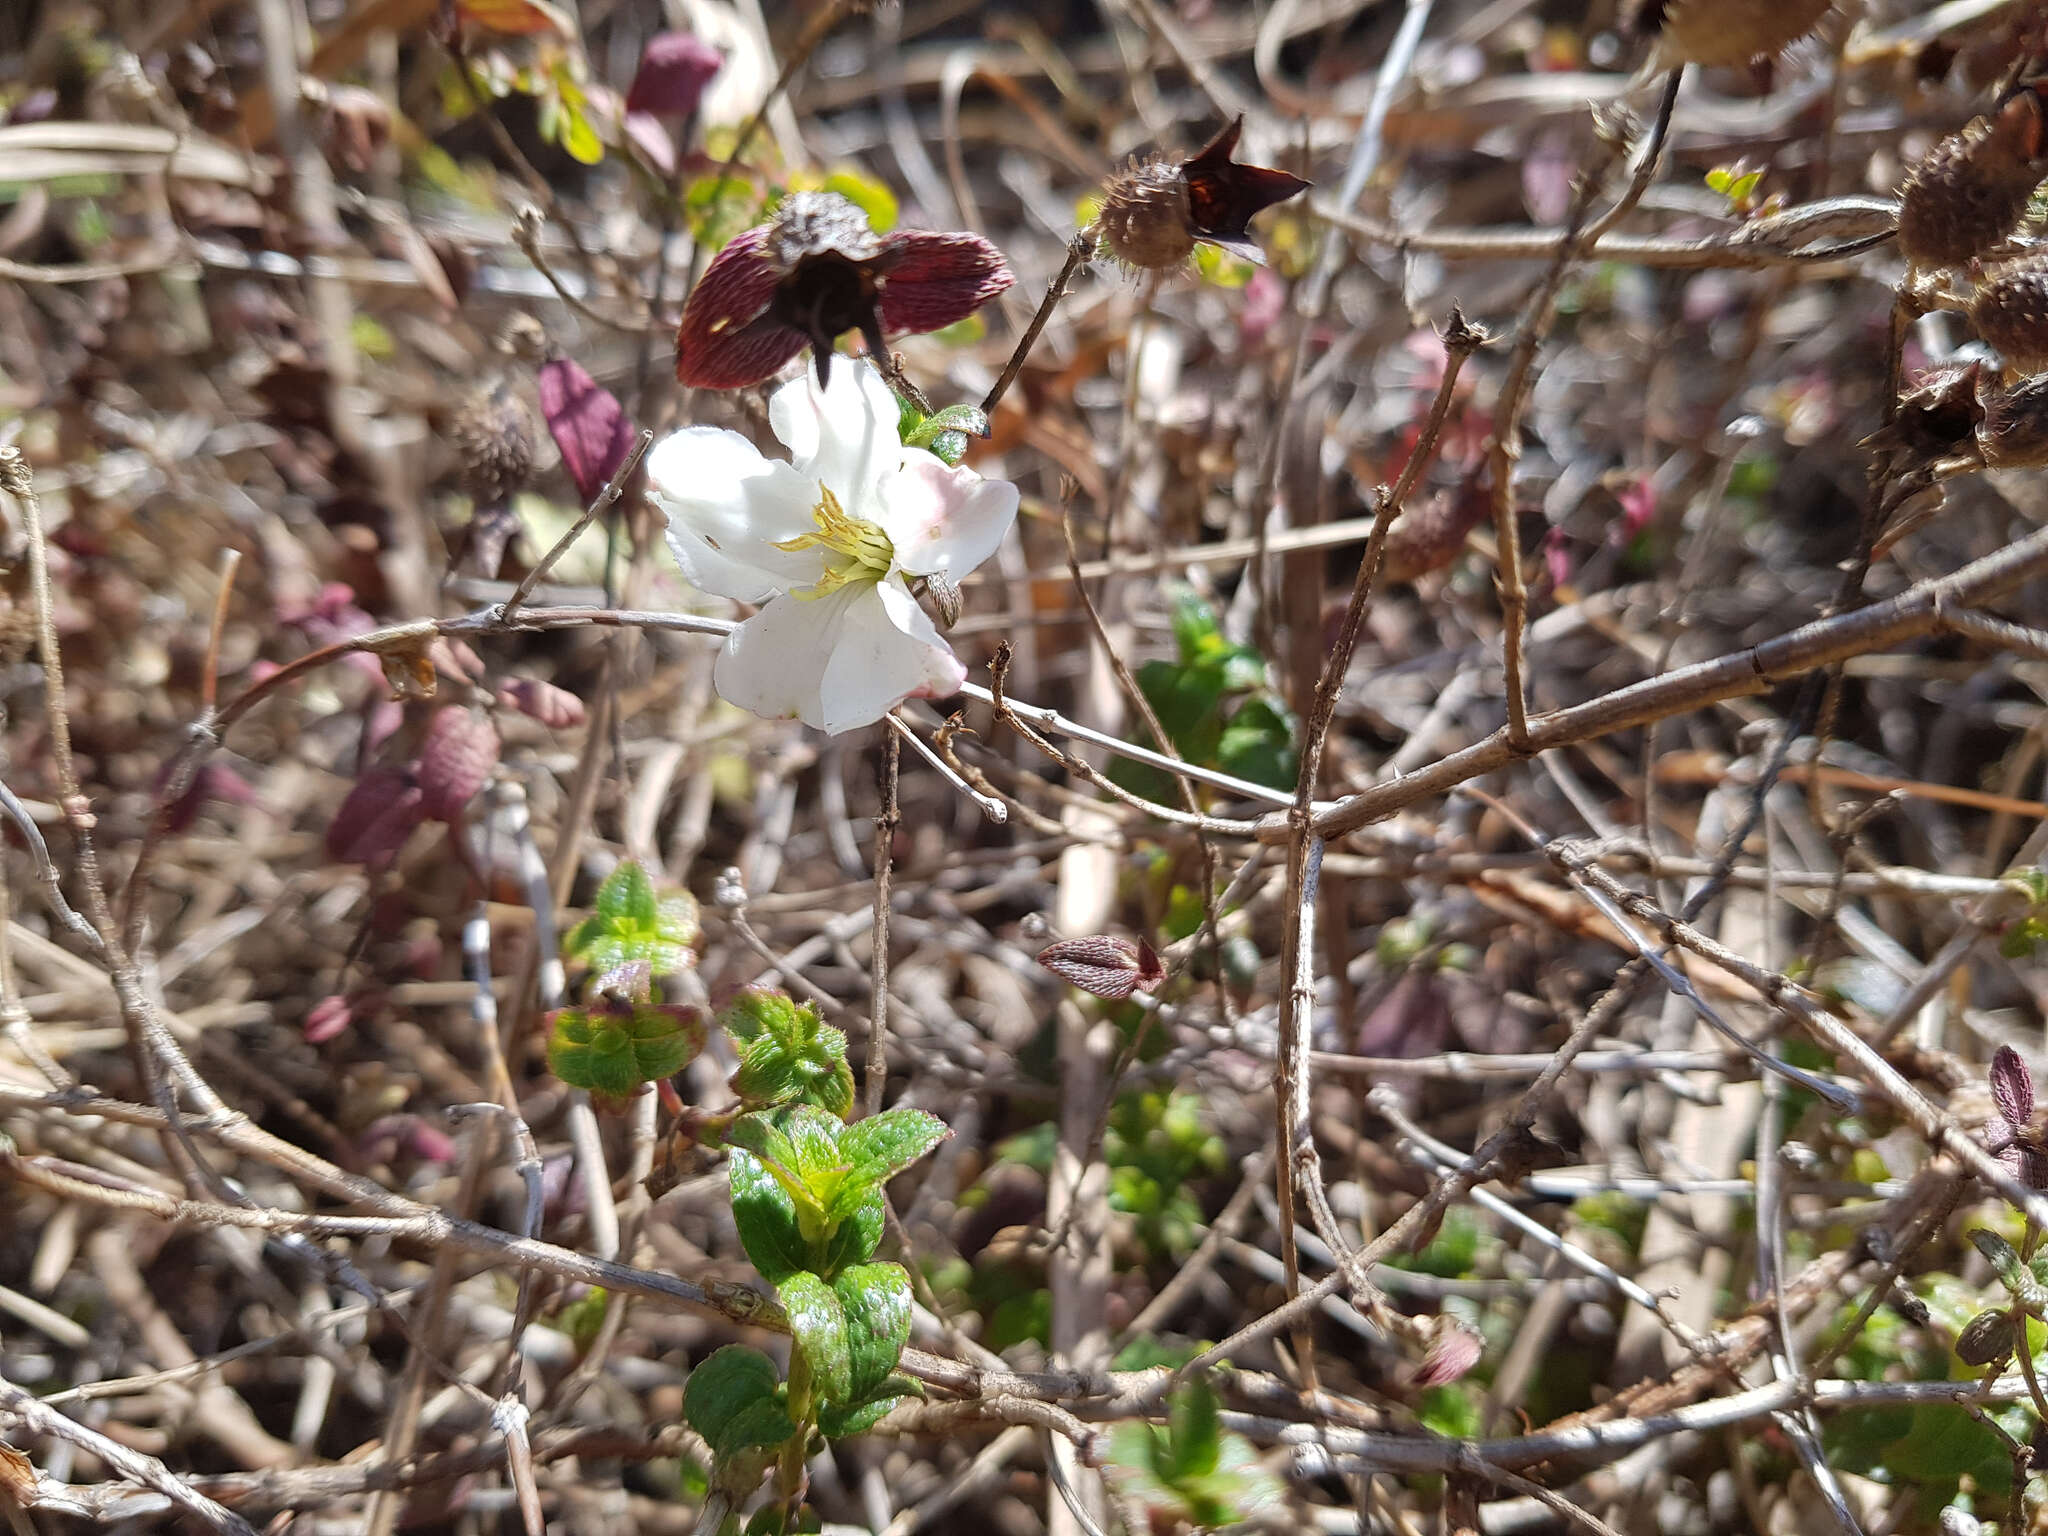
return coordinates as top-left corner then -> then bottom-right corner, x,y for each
775,483 -> 896,599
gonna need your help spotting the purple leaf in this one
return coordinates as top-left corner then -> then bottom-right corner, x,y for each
537,356 -> 635,506
1412,1323 -> 1483,1388
1993,1044 -> 2034,1129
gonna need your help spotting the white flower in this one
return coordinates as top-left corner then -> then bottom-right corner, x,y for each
649,364 -> 1017,734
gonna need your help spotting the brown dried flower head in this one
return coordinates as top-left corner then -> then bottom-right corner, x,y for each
1634,0 -> 1833,68
450,377 -> 535,509
1978,372 -> 2048,467
1971,251 -> 2048,371
1096,116 -> 1309,273
1900,86 -> 2048,269
674,191 -> 1013,390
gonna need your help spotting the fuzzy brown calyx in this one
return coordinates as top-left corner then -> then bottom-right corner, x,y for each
451,378 -> 535,508
1096,158 -> 1197,272
1091,116 -> 1309,273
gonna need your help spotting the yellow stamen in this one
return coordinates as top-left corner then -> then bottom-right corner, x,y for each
775,484 -> 895,599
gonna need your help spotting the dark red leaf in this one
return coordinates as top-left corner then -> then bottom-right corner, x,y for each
497,676 -> 587,728
537,356 -> 635,505
415,706 -> 500,822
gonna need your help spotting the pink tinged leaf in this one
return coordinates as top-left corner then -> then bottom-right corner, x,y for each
625,32 -> 723,119
305,994 -> 354,1043
1993,1044 -> 2034,1129
1412,1325 -> 1484,1388
164,761 -> 259,834
497,676 -> 587,727
876,230 -> 1015,334
537,357 -> 636,505
327,766 -> 427,865
1038,936 -> 1164,1000
415,706 -> 501,822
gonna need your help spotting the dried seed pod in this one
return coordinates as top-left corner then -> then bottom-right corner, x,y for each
1971,254 -> 2048,370
1098,159 -> 1198,272
1900,89 -> 2048,268
1634,0 -> 1833,68
1095,117 -> 1309,272
1381,471 -> 1491,585
1979,372 -> 2048,466
450,377 -> 535,508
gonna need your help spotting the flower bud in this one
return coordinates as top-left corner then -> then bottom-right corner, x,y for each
1971,254 -> 2048,372
1900,90 -> 2048,269
1038,935 -> 1165,1000
1382,471 -> 1491,585
624,32 -> 721,119
1956,1306 -> 2016,1366
1982,378 -> 2048,467
1636,0 -> 1833,68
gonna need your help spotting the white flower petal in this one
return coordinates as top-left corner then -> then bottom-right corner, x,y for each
816,580 -> 966,733
712,591 -> 839,727
648,426 -> 824,601
768,364 -> 904,517
878,457 -> 1019,580
713,580 -> 965,734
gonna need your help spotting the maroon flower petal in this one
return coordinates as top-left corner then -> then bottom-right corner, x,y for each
537,356 -> 636,506
625,31 -> 722,119
876,230 -> 1015,335
1992,1043 -> 2035,1129
675,227 -> 800,388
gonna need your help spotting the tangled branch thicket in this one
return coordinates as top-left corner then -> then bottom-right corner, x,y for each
13,0 -> 2048,1532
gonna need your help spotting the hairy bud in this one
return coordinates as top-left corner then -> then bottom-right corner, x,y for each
451,378 -> 535,508
1098,160 -> 1198,272
1956,1307 -> 2016,1367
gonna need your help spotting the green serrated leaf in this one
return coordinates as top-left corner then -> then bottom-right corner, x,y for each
730,1147 -> 813,1282
684,1346 -> 794,1458
779,1270 -> 852,1403
833,1263 -> 912,1402
565,861 -> 700,975
838,1108 -> 949,1186
925,430 -> 969,466
546,1003 -> 704,1096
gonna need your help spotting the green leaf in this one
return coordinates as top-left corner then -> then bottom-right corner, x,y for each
564,861 -> 700,975
819,1183 -> 887,1274
1970,1228 -> 2027,1291
546,1002 -> 704,1096
818,1382 -> 909,1438
730,1148 -> 812,1282
555,1286 -> 609,1353
1161,1375 -> 1223,1482
1169,590 -> 1222,661
838,1108 -> 950,1186
820,168 -> 898,233
833,1263 -> 912,1402
684,1346 -> 795,1459
778,1270 -> 853,1403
